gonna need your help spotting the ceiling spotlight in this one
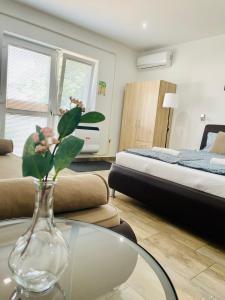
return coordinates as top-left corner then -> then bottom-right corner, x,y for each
142,22 -> 147,29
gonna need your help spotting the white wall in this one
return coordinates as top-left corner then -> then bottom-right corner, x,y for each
136,34 -> 225,150
0,0 -> 137,156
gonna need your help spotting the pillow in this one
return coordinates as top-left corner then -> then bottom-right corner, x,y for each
0,139 -> 13,155
210,131 -> 225,154
202,132 -> 217,151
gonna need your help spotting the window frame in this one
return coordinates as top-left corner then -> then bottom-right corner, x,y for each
0,34 -> 99,143
58,53 -> 97,112
0,34 -> 59,137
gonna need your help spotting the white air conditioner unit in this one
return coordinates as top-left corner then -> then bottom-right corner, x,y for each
75,126 -> 100,154
137,50 -> 172,70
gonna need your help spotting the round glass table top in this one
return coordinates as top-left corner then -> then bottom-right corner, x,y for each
0,218 -> 177,300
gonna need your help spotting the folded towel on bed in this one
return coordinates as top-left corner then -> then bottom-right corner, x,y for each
210,157 -> 225,166
152,147 -> 180,156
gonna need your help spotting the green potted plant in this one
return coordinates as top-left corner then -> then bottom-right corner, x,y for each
8,98 -> 105,293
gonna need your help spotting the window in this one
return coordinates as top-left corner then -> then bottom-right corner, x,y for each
6,45 -> 51,112
59,54 -> 95,110
5,114 -> 47,156
1,36 -> 57,156
1,35 -> 98,156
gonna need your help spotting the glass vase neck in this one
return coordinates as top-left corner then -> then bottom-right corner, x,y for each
33,179 -> 56,220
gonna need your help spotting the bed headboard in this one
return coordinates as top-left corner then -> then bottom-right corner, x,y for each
200,124 -> 225,150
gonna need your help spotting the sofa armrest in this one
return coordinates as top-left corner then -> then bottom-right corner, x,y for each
0,139 -> 13,155
54,174 -> 109,213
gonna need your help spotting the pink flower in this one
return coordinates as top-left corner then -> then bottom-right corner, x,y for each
33,133 -> 39,143
78,101 -> 84,108
59,108 -> 68,115
41,127 -> 53,138
52,138 -> 59,144
45,137 -> 59,146
70,97 -> 84,109
35,145 -> 48,153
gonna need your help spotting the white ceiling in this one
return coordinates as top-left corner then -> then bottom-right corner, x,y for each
14,0 -> 225,50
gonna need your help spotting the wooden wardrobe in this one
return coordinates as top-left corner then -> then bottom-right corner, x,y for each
119,80 -> 176,151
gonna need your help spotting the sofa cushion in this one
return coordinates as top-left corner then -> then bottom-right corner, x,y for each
54,174 -> 109,212
60,204 -> 120,228
0,174 -> 109,219
0,139 -> 13,155
0,153 -> 120,229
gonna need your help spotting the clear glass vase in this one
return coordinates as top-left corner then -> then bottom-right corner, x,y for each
8,179 -> 69,293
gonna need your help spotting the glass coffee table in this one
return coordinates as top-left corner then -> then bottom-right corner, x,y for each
0,219 -> 178,300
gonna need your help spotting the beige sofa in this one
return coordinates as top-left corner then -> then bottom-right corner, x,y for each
0,152 -> 120,228
0,143 -> 138,299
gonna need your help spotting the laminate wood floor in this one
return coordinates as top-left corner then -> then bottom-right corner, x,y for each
95,170 -> 225,300
112,192 -> 225,300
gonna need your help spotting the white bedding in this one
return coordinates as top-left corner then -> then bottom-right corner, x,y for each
116,151 -> 225,198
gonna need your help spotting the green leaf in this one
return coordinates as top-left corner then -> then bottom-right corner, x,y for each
54,135 -> 84,174
36,125 -> 41,132
22,151 -> 53,179
80,111 -> 105,123
23,134 -> 36,157
36,125 -> 45,141
57,107 -> 82,139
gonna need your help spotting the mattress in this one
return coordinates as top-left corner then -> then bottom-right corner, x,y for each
116,151 -> 225,198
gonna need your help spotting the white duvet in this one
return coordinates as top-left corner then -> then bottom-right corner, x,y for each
116,151 -> 225,198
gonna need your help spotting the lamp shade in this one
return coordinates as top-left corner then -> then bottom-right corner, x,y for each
163,93 -> 178,108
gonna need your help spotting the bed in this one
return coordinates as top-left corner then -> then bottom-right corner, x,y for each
108,124 -> 225,237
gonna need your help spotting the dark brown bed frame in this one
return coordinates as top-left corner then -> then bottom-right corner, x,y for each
108,124 -> 225,241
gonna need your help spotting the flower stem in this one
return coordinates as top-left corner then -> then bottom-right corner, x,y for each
21,179 -> 47,256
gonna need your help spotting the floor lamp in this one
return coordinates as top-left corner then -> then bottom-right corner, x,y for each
163,93 -> 178,148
